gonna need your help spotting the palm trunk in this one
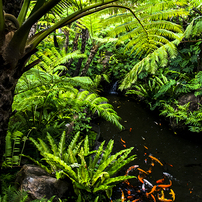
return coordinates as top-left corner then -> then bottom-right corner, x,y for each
0,62 -> 23,166
73,28 -> 88,76
80,43 -> 99,76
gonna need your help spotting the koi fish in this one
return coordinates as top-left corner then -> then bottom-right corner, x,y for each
142,182 -> 146,191
156,178 -> 165,184
169,189 -> 175,201
121,138 -> 126,144
147,167 -> 152,173
120,188 -> 125,202
148,155 -> 163,166
129,128 -> 132,132
124,179 -> 135,188
157,180 -> 172,188
127,189 -> 131,195
147,185 -> 157,195
137,168 -> 148,175
138,175 -> 144,184
123,144 -> 126,148
143,179 -> 153,188
126,165 -> 139,175
127,195 -> 134,200
150,193 -> 156,202
144,145 -> 148,149
132,199 -> 140,202
157,193 -> 173,202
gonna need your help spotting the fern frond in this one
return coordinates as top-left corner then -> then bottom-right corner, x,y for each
44,153 -> 78,181
46,132 -> 58,156
94,175 -> 135,192
20,154 -> 52,174
58,131 -> 66,159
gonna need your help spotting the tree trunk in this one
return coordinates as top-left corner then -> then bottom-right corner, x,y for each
80,44 -> 99,76
0,61 -> 23,166
60,31 -> 80,76
197,43 -> 202,72
63,27 -> 70,53
3,0 -> 22,17
73,28 -> 88,76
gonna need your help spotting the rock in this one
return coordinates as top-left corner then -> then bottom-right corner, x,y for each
15,164 -> 71,201
178,93 -> 201,111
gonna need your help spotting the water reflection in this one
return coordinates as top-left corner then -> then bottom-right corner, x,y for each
98,94 -> 202,201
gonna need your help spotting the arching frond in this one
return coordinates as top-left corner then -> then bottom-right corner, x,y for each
119,38 -> 182,90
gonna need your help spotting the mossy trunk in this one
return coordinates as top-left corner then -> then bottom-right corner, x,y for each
80,44 -> 99,76
73,28 -> 88,76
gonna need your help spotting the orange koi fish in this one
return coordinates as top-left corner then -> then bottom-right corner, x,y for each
150,194 -> 156,202
147,167 -> 152,174
148,155 -> 163,166
127,188 -> 131,195
138,175 -> 144,184
129,128 -> 132,132
144,145 -> 148,149
156,178 -> 165,184
157,180 -> 172,188
137,168 -> 148,175
120,188 -> 125,202
132,199 -> 140,202
124,180 -> 135,188
147,185 -> 157,195
127,195 -> 134,200
123,144 -> 126,148
121,138 -> 126,144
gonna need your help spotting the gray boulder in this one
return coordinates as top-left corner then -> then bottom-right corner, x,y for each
15,164 -> 71,201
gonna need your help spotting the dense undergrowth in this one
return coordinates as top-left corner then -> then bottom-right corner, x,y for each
1,0 -> 202,201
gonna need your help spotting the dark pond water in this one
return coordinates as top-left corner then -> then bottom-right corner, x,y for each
97,94 -> 202,201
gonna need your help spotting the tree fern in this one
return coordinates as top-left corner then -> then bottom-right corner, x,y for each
11,68 -> 123,135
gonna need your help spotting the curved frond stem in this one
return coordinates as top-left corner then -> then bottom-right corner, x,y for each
8,0 -> 62,54
29,2 -> 146,50
17,0 -> 31,26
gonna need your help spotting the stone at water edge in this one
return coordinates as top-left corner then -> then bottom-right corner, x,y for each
15,164 -> 71,201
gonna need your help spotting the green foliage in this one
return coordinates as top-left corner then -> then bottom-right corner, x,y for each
159,100 -> 202,132
0,186 -> 29,202
24,131 -> 136,201
10,68 -> 123,136
2,131 -> 24,168
35,47 -> 87,74
22,131 -> 81,175
0,185 -> 57,202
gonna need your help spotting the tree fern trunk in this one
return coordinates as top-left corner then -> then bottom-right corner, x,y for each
73,28 -> 88,77
63,27 -> 70,53
80,43 -> 99,76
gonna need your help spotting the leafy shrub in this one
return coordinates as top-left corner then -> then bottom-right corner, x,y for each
23,131 -> 136,201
